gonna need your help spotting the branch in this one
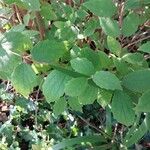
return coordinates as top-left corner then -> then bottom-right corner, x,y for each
118,2 -> 124,29
0,16 -> 9,20
13,4 -> 23,23
75,113 -> 118,143
123,35 -> 150,48
35,11 -> 46,40
65,0 -> 74,7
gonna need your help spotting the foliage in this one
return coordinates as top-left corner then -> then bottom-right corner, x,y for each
0,0 -> 150,149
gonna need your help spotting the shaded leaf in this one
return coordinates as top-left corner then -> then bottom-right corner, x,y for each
111,91 -> 135,126
97,89 -> 113,108
68,97 -> 82,112
53,98 -> 67,116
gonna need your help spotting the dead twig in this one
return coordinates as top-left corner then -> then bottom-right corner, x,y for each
123,35 -> 150,48
13,4 -> 23,23
35,11 -> 46,40
0,16 -> 9,20
118,2 -> 124,29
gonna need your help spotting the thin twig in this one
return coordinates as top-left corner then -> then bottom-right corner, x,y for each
120,125 -> 124,142
34,88 -> 40,129
0,27 -> 6,33
76,114 -> 119,144
118,1 -> 125,44
13,4 -> 23,23
80,0 -> 84,4
112,123 -> 118,143
118,2 -> 124,29
35,11 -> 45,40
5,81 -> 10,92
0,16 -> 9,20
65,0 -> 74,6
34,80 -> 43,129
123,35 -> 150,48
77,115 -> 102,132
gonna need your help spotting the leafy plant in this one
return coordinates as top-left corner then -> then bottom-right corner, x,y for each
0,0 -> 150,149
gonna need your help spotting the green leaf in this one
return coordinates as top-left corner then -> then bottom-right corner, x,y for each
1,32 -> 32,53
111,91 -> 135,126
125,0 -> 150,9
92,71 -> 122,90
123,117 -> 148,147
78,84 -> 98,105
122,69 -> 150,93
5,0 -> 40,11
76,9 -> 88,20
42,70 -> 71,102
41,3 -> 57,21
84,18 -> 99,36
11,63 -> 37,97
70,57 -> 95,76
31,40 -> 68,63
122,13 -> 140,37
53,98 -> 67,116
122,53 -> 144,65
52,135 -> 106,150
68,97 -> 82,112
70,45 -> 81,59
65,77 -> 88,97
146,113 -> 150,131
0,47 -> 21,79
15,98 -> 28,110
80,47 -> 102,70
135,90 -> 150,112
83,0 -> 117,17
97,89 -> 113,108
5,0 -> 19,4
99,17 -> 120,38
21,0 -> 41,11
55,26 -> 77,42
50,64 -> 84,78
98,51 -> 112,69
138,42 -> 150,53
107,36 -> 121,56
113,58 -> 130,76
